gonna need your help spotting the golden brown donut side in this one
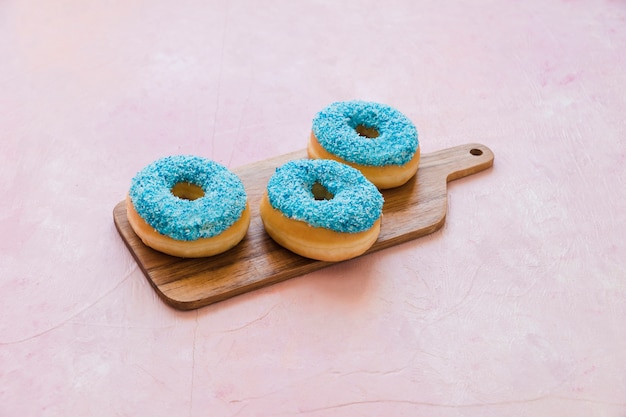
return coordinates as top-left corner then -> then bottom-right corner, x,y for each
259,193 -> 381,262
126,196 -> 250,258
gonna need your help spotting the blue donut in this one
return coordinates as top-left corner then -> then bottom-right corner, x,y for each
266,159 -> 383,233
129,155 -> 247,241
311,100 -> 418,166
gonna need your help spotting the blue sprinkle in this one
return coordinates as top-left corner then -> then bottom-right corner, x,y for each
312,100 -> 419,166
267,159 -> 383,233
129,155 -> 247,241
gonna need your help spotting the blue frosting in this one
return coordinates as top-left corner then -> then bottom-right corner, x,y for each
129,155 -> 247,241
267,159 -> 383,233
312,100 -> 418,166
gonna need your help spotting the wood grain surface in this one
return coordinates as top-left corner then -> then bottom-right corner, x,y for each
113,143 -> 494,310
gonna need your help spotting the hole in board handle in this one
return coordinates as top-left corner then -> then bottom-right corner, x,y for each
470,148 -> 483,156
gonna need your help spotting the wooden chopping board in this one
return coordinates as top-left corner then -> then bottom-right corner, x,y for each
113,143 -> 494,310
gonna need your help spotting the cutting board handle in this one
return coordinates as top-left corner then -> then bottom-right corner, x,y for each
422,143 -> 494,182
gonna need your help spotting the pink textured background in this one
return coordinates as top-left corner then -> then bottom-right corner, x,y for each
1,0 -> 625,416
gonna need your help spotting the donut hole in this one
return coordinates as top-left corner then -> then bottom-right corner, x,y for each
311,182 -> 334,201
171,182 -> 205,201
355,124 -> 380,139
